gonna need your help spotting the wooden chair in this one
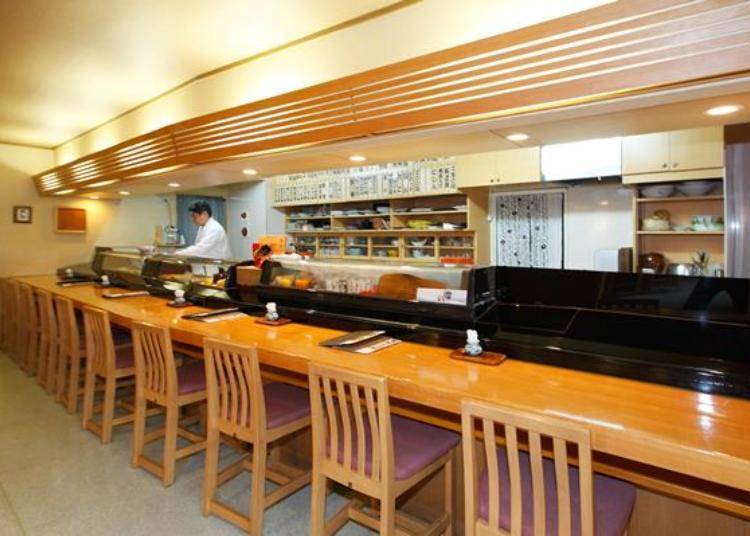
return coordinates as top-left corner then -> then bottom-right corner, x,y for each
202,338 -> 312,534
8,279 -> 24,366
461,400 -> 636,536
54,296 -> 86,412
0,279 -> 8,354
81,306 -> 137,443
35,289 -> 59,392
19,284 -> 40,376
131,321 -> 207,486
308,363 -> 458,536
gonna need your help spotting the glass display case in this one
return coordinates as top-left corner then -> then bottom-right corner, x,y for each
93,249 -> 149,288
141,254 -> 241,303
257,258 -> 495,325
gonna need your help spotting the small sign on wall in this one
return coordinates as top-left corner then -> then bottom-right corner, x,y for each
56,207 -> 86,233
13,206 -> 32,224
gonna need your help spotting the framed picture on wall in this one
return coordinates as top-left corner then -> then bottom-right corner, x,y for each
13,206 -> 32,224
56,207 -> 87,234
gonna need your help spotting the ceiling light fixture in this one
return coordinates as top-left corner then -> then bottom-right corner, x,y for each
242,168 -> 258,176
118,191 -> 131,196
705,105 -> 742,116
85,179 -> 119,188
89,196 -> 100,200
53,189 -> 76,196
168,182 -> 181,188
506,133 -> 530,142
349,155 -> 366,162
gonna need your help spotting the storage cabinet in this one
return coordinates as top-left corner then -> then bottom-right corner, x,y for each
622,126 -> 724,182
456,147 -> 540,187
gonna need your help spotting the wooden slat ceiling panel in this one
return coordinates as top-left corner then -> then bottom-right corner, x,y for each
35,0 -> 750,195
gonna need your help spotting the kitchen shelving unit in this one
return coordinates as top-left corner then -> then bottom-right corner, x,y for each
633,181 -> 725,273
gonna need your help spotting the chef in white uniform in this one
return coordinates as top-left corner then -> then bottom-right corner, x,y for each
176,201 -> 233,259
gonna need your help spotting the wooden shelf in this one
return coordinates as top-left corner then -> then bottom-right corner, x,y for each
393,210 -> 467,216
636,231 -> 724,235
636,195 -> 724,203
331,213 -> 388,219
286,215 -> 331,220
438,246 -> 475,250
289,229 -> 473,235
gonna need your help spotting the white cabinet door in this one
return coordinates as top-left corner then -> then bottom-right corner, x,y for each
622,132 -> 670,174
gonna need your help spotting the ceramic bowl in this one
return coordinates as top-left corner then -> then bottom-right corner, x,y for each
640,184 -> 675,198
677,180 -> 717,197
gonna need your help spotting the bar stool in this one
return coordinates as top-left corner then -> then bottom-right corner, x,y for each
35,290 -> 59,392
81,306 -> 137,444
308,363 -> 458,536
130,321 -> 207,486
202,338 -> 312,534
461,400 -> 636,536
54,296 -> 87,412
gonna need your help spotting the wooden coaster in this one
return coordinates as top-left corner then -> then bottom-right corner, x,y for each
449,348 -> 507,366
256,317 -> 292,326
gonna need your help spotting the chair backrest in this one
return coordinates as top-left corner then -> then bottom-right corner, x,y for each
132,321 -> 179,403
12,281 -> 25,354
461,400 -> 594,536
19,284 -> 38,331
82,306 -> 115,376
203,338 -> 265,441
308,363 -> 394,492
0,279 -> 6,349
55,296 -> 79,360
0,279 -> 11,350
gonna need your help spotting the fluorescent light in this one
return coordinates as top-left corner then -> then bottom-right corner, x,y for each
705,105 -> 742,116
242,168 -> 258,176
349,155 -> 366,162
168,182 -> 181,188
506,133 -> 530,142
85,179 -> 119,188
53,189 -> 76,195
118,191 -> 131,196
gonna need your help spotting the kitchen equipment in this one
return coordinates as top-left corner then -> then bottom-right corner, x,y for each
642,209 -> 671,231
666,263 -> 701,276
691,215 -> 724,231
677,180 -> 717,197
640,184 -> 675,198
639,252 -> 666,273
541,137 -> 622,181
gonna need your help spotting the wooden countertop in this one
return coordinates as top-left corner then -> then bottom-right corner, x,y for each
17,275 -> 750,495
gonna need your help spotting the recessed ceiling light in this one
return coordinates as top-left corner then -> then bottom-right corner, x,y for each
242,168 -> 258,176
168,182 -> 181,188
53,189 -> 76,196
705,105 -> 742,116
88,196 -> 100,200
118,191 -> 131,196
85,179 -> 119,188
506,133 -> 530,142
349,155 -> 366,162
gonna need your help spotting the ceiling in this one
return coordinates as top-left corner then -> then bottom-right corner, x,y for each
89,77 -> 750,199
0,0 -> 402,148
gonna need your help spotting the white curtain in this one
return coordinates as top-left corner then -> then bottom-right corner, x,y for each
493,191 -> 564,268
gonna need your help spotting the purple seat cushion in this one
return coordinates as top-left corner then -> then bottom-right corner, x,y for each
478,448 -> 635,536
115,347 -> 135,369
178,361 -> 206,395
264,383 -> 311,429
330,414 -> 459,481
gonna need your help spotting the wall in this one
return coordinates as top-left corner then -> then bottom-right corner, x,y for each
0,142 -> 176,277
564,183 -> 634,271
223,180 -> 285,259
55,0 -> 612,164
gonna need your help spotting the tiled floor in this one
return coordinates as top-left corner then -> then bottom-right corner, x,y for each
0,354 -> 371,535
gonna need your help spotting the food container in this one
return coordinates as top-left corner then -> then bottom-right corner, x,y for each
641,217 -> 671,231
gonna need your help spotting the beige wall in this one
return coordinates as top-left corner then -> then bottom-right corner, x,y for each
0,143 -> 175,277
56,0 -> 612,164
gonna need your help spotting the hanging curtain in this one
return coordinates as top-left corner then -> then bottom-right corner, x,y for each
176,195 -> 227,246
493,191 -> 564,268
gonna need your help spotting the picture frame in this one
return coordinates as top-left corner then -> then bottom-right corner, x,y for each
13,205 -> 32,224
55,207 -> 87,234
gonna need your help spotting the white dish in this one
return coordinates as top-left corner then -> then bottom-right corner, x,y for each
677,181 -> 717,197
640,184 -> 675,198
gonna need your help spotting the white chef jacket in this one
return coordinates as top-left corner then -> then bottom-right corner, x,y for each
176,217 -> 233,259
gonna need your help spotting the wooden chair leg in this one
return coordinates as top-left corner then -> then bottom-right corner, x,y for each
380,488 -> 396,535
162,404 -> 179,486
36,339 -> 47,386
310,470 -> 327,536
131,394 -> 147,468
202,427 -> 221,516
444,457 -> 453,536
81,369 -> 96,431
66,356 -> 81,413
55,352 -> 68,403
45,348 -> 57,394
250,440 -> 268,535
101,376 -> 116,444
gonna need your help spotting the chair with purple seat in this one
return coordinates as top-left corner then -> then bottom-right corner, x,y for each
80,306 -> 139,443
202,338 -> 311,534
461,399 -> 636,536
308,363 -> 459,535
130,321 -> 207,486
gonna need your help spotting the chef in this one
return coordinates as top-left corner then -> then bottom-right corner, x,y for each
176,201 -> 233,259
